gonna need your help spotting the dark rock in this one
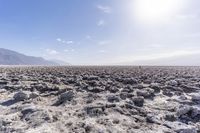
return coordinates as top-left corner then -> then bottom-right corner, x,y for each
11,78 -> 19,82
136,88 -> 155,99
51,78 -> 60,84
0,119 -> 12,126
13,91 -> 29,101
66,78 -> 76,84
107,95 -> 120,103
177,105 -> 200,123
96,118 -> 111,126
121,85 -> 134,93
21,105 -> 40,117
84,125 -> 93,133
86,93 -> 99,104
190,108 -> 200,118
178,94 -> 187,100
121,88 -> 134,93
181,85 -> 199,93
166,80 -> 178,86
132,96 -> 144,107
60,91 -> 74,100
57,88 -> 67,95
176,105 -> 192,117
120,92 -> 134,100
108,87 -> 119,93
29,92 -> 39,99
119,93 -> 127,100
146,114 -> 160,124
34,84 -> 59,93
83,75 -> 99,81
0,80 -> 8,85
164,113 -> 177,122
191,93 -> 200,103
4,85 -> 16,91
112,119 -> 120,124
106,103 -> 116,108
150,83 -> 161,93
86,97 -> 94,104
122,78 -> 138,85
84,105 -> 105,117
134,84 -> 145,89
123,103 -> 135,109
86,80 -> 99,87
164,122 -> 197,133
176,128 -> 197,133
87,87 -> 104,93
163,90 -> 173,97
22,110 -> 52,127
113,107 -> 126,115
55,91 -> 74,105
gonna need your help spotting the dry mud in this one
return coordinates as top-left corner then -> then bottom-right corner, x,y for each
0,66 -> 200,133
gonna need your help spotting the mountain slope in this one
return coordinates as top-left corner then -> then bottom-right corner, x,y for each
50,59 -> 70,65
0,48 -> 58,65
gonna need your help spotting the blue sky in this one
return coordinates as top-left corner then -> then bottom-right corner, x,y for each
0,0 -> 200,65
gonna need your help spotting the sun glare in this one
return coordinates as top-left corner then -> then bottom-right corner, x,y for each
131,0 -> 185,23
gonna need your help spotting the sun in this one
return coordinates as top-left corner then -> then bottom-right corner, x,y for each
131,0 -> 184,23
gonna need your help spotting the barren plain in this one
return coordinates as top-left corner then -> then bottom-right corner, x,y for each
0,66 -> 200,133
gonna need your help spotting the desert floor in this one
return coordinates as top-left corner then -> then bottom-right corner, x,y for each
0,66 -> 200,133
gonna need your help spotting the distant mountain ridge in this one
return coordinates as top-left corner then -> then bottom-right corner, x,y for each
0,48 -> 58,65
50,59 -> 70,65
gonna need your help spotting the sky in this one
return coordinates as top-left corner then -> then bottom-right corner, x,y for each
0,0 -> 200,65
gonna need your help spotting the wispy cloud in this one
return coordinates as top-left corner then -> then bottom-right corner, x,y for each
56,38 -> 62,42
98,50 -> 106,53
56,38 -> 74,44
64,49 -> 75,52
45,49 -> 59,55
97,5 -> 112,14
66,41 -> 74,44
86,35 -> 92,40
97,19 -> 105,26
98,40 -> 112,45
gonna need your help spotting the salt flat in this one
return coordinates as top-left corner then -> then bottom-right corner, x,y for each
0,66 -> 200,133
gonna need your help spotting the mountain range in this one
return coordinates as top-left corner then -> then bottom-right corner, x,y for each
0,48 -> 66,65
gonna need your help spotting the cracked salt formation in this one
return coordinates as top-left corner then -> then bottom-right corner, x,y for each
0,66 -> 200,133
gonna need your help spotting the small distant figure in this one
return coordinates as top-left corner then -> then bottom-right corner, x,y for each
139,66 -> 142,69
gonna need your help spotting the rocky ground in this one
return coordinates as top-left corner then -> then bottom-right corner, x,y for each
0,66 -> 200,133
